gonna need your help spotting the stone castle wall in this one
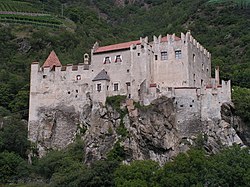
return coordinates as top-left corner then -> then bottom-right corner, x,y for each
28,32 -> 233,157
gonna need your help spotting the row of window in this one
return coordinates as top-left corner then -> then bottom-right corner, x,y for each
104,55 -> 122,64
156,50 -> 182,61
97,83 -> 119,92
97,82 -> 131,92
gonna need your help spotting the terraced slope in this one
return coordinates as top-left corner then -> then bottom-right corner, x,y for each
0,0 -> 64,28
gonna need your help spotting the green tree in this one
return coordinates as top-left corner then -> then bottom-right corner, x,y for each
157,149 -> 209,187
0,116 -> 30,158
115,160 -> 160,187
232,86 -> 250,123
0,151 -> 30,183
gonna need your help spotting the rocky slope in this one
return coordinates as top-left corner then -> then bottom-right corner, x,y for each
32,96 -> 244,165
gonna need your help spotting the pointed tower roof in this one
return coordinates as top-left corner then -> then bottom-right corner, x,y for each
42,50 -> 62,68
92,69 -> 110,81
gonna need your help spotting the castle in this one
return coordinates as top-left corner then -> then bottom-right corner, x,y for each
28,31 -> 232,153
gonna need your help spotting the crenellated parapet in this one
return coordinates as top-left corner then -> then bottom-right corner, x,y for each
185,31 -> 211,58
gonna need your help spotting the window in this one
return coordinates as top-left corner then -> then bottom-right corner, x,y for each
115,55 -> 122,63
104,57 -> 111,64
97,84 -> 101,92
114,83 -> 119,91
76,75 -> 81,80
137,53 -> 140,56
202,63 -> 204,71
126,82 -> 131,86
127,69 -> 130,73
193,54 -> 196,62
43,75 -> 47,79
161,52 -> 168,60
175,50 -> 182,59
155,55 -> 158,60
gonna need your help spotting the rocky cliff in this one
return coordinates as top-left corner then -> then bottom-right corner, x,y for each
30,96 -> 244,165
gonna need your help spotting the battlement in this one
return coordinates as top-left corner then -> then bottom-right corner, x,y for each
31,63 -> 92,79
186,31 -> 210,58
152,32 -> 210,58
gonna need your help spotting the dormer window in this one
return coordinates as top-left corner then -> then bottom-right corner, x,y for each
115,55 -> 122,63
175,50 -> 182,59
161,51 -> 168,60
104,57 -> 111,64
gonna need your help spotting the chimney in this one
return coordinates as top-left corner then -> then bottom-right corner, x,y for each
84,53 -> 89,65
215,66 -> 220,86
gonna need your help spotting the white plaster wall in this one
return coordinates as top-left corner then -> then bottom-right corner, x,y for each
187,42 -> 211,87
152,39 -> 189,87
91,49 -> 132,97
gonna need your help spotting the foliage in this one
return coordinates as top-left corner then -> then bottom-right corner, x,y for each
0,116 -> 30,158
116,121 -> 128,138
106,95 -> 127,113
107,142 -> 126,162
36,139 -> 85,179
208,0 -> 250,8
0,0 -> 249,185
114,160 -> 160,187
232,86 -> 250,123
79,160 -> 119,187
0,151 -> 30,184
0,0 -> 42,13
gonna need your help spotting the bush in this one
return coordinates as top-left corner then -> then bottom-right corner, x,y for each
232,86 -> 250,123
0,151 -> 30,183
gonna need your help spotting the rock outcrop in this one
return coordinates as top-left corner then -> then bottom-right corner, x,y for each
30,96 -> 244,165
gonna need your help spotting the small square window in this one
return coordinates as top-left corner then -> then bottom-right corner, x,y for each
127,69 -> 130,73
137,53 -> 140,56
175,50 -> 182,59
43,75 -> 47,79
114,83 -> 119,91
115,55 -> 122,63
161,52 -> 168,60
126,82 -> 131,86
97,84 -> 101,92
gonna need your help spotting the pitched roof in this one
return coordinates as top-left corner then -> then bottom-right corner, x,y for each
42,50 -> 62,68
92,69 -> 110,81
161,35 -> 181,42
94,40 -> 141,54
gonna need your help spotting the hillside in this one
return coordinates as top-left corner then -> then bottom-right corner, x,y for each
0,0 -> 250,185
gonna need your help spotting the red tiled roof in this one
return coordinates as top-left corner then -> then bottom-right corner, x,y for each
161,35 -> 181,42
94,40 -> 141,53
42,50 -> 62,68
